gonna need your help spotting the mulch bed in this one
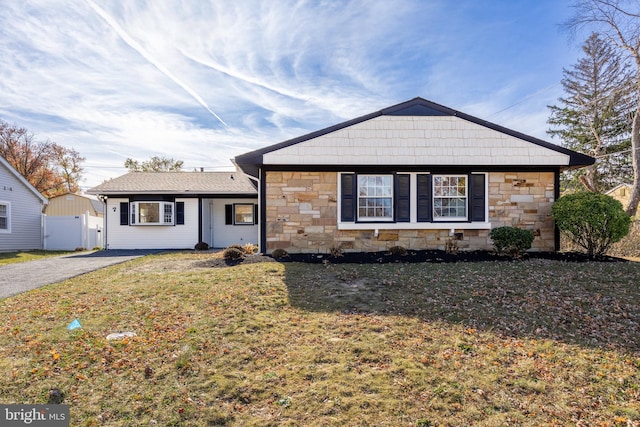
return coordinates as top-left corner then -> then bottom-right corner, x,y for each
203,250 -> 626,268
276,250 -> 626,264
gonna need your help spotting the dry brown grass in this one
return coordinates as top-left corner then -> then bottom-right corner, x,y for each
0,252 -> 639,426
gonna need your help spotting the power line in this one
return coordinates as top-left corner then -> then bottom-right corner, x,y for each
486,82 -> 561,119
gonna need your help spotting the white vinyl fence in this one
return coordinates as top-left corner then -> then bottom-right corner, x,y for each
44,211 -> 103,250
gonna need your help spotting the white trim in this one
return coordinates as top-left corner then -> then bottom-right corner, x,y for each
357,174 -> 394,221
0,200 -> 10,233
432,174 -> 468,221
131,201 -> 175,225
338,221 -> 491,231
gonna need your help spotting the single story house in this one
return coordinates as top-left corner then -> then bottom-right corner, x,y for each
45,192 -> 105,217
0,155 -> 48,252
234,97 -> 594,253
87,171 -> 258,250
89,97 -> 594,253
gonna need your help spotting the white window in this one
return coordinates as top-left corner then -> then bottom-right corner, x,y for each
358,175 -> 393,220
0,201 -> 9,233
131,202 -> 174,225
433,175 -> 467,220
234,204 -> 254,225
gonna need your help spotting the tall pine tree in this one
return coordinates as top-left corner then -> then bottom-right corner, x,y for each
548,33 -> 635,193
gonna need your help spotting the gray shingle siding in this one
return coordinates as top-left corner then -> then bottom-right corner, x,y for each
0,161 -> 45,251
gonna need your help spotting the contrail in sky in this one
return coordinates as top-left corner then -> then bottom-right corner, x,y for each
84,0 -> 229,128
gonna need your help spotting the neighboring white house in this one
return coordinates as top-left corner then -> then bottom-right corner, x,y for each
0,156 -> 48,252
87,171 -> 258,250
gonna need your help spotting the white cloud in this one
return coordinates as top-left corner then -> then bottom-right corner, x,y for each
0,0 -> 581,189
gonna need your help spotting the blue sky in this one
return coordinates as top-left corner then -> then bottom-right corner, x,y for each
1,0 -> 584,189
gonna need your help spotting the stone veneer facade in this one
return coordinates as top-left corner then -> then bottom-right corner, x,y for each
265,171 -> 556,253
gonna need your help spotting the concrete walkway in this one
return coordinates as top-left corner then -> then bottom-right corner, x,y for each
0,250 -> 164,299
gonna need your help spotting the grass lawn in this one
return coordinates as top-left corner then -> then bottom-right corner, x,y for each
1,252 -> 639,426
0,250 -> 77,266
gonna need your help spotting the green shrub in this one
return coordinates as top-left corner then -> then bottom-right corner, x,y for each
271,248 -> 289,259
194,241 -> 209,251
223,247 -> 244,261
552,192 -> 630,258
489,226 -> 534,257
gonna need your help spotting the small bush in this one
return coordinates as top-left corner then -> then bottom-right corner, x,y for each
243,243 -> 259,255
329,246 -> 344,257
194,241 -> 209,251
552,192 -> 630,258
444,238 -> 459,255
223,247 -> 244,261
227,244 -> 244,251
388,245 -> 407,256
490,226 -> 534,257
271,248 -> 289,259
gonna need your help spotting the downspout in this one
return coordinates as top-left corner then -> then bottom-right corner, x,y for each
554,170 -> 560,252
98,195 -> 108,250
42,200 -> 48,250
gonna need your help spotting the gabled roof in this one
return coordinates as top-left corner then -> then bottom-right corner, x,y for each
47,192 -> 105,214
235,97 -> 595,177
605,183 -> 633,195
0,155 -> 48,204
87,171 -> 257,196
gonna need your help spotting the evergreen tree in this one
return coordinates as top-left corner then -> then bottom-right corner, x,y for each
548,33 -> 635,193
565,0 -> 640,216
124,156 -> 184,172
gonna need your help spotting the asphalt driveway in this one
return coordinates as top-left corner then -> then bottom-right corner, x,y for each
0,250 -> 164,299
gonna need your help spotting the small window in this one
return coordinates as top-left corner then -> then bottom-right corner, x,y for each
234,204 -> 254,225
433,175 -> 467,220
131,202 -> 174,225
357,175 -> 393,220
0,202 -> 9,233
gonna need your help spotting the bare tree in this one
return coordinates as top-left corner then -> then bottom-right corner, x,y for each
566,0 -> 640,215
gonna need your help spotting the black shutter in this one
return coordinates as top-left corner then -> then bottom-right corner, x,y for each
225,204 -> 233,225
340,173 -> 356,222
395,174 -> 410,222
176,202 -> 185,225
469,174 -> 486,222
120,202 -> 129,225
254,204 -> 258,225
417,174 -> 432,222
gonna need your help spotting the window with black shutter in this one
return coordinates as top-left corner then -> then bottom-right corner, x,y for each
176,202 -> 185,225
120,202 -> 129,225
417,174 -> 432,222
395,174 -> 410,222
469,174 -> 486,222
340,173 -> 356,222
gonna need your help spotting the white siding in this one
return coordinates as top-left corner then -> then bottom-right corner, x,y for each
202,198 -> 258,248
0,163 -> 45,252
263,116 -> 570,166
105,198 -> 199,250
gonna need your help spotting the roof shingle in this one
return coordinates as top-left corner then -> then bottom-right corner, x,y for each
87,171 -> 257,195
